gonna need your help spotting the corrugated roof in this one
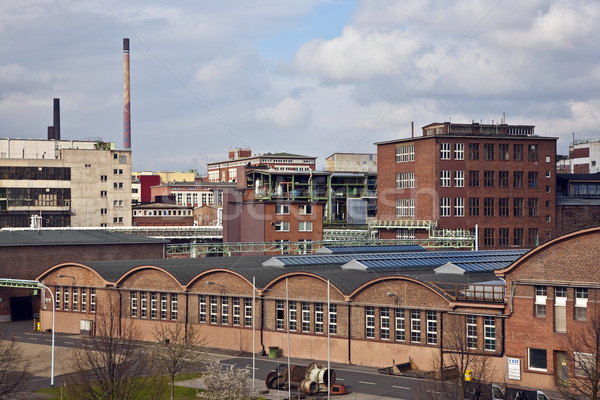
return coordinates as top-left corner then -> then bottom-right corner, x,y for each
0,230 -> 167,247
315,244 -> 425,255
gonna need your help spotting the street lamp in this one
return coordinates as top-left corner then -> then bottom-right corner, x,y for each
205,281 -> 225,294
386,292 -> 401,307
37,283 -> 56,387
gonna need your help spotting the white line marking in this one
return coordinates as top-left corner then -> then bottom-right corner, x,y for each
392,385 -> 411,390
336,378 -> 344,381
64,341 -> 74,344
359,380 -> 375,385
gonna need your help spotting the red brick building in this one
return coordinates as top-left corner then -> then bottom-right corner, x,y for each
375,122 -> 557,248
132,203 -> 194,226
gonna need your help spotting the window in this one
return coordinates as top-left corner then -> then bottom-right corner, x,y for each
276,300 -> 285,330
221,297 -> 228,324
467,315 -> 477,349
171,294 -> 178,321
454,170 -> 464,187
545,170 -> 551,178
72,288 -> 78,312
100,190 -> 107,197
289,301 -> 297,331
499,228 -> 509,247
499,171 -> 509,187
427,311 -> 437,345
576,288 -> 588,321
329,304 -> 337,334
469,143 -> 479,160
81,288 -> 87,312
131,292 -> 137,317
315,303 -> 324,334
528,144 -> 539,161
484,198 -> 494,216
380,308 -> 390,340
513,198 -> 524,217
514,171 -> 524,188
574,352 -> 596,377
513,228 -> 524,247
440,143 -> 451,160
528,228 -> 539,246
484,228 -> 495,247
276,240 -> 289,254
514,144 -> 523,161
454,198 -> 465,217
528,171 -> 538,188
555,287 -> 567,333
469,170 -> 480,187
298,205 -> 312,215
199,295 -> 207,323
298,221 -> 313,232
396,198 -> 415,217
276,204 -> 289,214
484,144 -> 494,160
366,306 -> 375,339
454,143 -> 464,160
150,292 -> 157,319
395,309 -> 405,341
440,170 -> 451,187
411,310 -> 421,343
528,348 -> 547,371
232,297 -> 240,326
244,298 -> 252,327
161,293 -> 168,320
440,197 -> 451,217
396,172 -> 415,189
64,287 -> 69,311
55,286 -> 61,310
484,171 -> 494,187
484,317 -> 495,351
100,175 -> 108,182
535,286 -> 547,317
528,198 -> 539,217
302,302 -> 310,332
209,296 -> 218,324
469,198 -> 479,216
396,145 -> 415,162
499,144 -> 509,160
275,221 -> 290,232
499,198 -> 509,217
90,288 -> 96,313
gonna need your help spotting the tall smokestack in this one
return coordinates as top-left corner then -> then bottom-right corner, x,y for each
123,38 -> 131,149
53,98 -> 60,140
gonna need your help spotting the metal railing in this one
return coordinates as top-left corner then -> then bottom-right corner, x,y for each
430,281 -> 505,303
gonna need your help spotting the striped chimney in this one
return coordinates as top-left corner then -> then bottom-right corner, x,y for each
123,38 -> 131,149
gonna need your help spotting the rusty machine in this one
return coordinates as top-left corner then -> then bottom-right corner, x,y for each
265,361 -> 346,395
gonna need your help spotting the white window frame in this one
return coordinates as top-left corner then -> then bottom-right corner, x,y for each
199,295 -> 206,323
140,291 -> 146,318
221,297 -> 228,325
275,221 -> 290,232
289,301 -> 297,331
484,316 -> 496,351
302,302 -> 310,332
440,170 -> 451,187
395,309 -> 405,342
161,293 -> 168,320
467,315 -> 477,349
329,304 -> 337,335
64,287 -> 70,311
411,310 -> 421,343
576,288 -> 588,321
131,292 -> 138,317
244,298 -> 252,327
276,204 -> 290,215
454,170 -> 465,187
315,303 -> 324,334
81,288 -> 87,312
441,198 -> 451,217
366,306 -> 375,339
170,294 -> 178,321
210,296 -> 218,324
55,286 -> 61,310
454,198 -> 465,217
298,205 -> 312,215
276,300 -> 285,330
72,288 -> 79,312
396,198 -> 415,217
90,288 -> 96,313
233,297 -> 240,326
454,143 -> 464,160
427,311 -> 437,345
380,307 -> 390,340
535,286 -> 547,318
298,221 -> 313,232
440,143 -> 451,160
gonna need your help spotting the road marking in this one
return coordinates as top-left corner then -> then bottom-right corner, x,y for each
336,378 -> 344,381
358,380 -> 375,385
220,363 -> 234,368
64,341 -> 74,344
29,337 -> 38,341
392,385 -> 411,390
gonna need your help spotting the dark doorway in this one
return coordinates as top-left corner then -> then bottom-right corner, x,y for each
10,296 -> 32,321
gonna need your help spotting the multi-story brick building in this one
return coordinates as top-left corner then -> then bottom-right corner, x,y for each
556,138 -> 600,174
375,122 -> 557,248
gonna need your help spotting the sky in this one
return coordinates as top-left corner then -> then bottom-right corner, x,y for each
1,0 -> 599,173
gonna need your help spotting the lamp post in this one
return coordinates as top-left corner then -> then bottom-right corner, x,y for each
37,282 -> 56,388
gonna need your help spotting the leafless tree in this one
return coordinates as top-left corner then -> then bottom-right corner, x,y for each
555,309 -> 600,400
196,360 -> 256,400
65,295 -> 165,400
0,325 -> 30,399
153,322 -> 206,400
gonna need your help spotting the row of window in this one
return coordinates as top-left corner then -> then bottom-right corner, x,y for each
199,295 -> 252,327
440,143 -> 542,162
395,145 -> 415,163
275,204 -> 313,215
54,286 -> 96,312
451,170 -> 549,189
482,227 -> 542,247
0,166 -> 71,181
534,286 -> 589,331
133,209 -> 192,216
131,292 -> 179,321
440,197 -> 548,218
176,192 -> 220,207
275,300 -> 337,334
275,221 -> 313,232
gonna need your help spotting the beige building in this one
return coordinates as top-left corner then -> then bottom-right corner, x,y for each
325,153 -> 377,173
0,139 -> 131,227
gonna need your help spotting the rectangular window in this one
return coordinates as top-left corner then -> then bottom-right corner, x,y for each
329,304 -> 337,335
81,288 -> 87,312
499,171 -> 509,187
171,294 -> 178,321
440,197 -> 451,217
72,288 -> 79,312
395,145 -> 415,163
454,198 -> 465,217
366,306 -> 375,339
555,287 -> 567,333
380,307 -> 390,340
454,170 -> 464,187
454,143 -> 464,160
315,303 -> 324,334
221,297 -> 228,325
411,310 -> 421,343
276,300 -> 285,330
514,171 -> 524,188
427,311 -> 437,345
484,171 -> 494,187
101,175 -> 108,181
199,295 -> 207,323
131,292 -> 138,317
298,205 -> 312,215
396,198 -> 415,217
440,143 -> 451,160
528,198 -> 539,217
528,228 -> 539,246
140,291 -> 146,318
90,288 -> 96,313
576,288 -> 588,321
484,144 -> 494,160
484,198 -> 494,216
210,296 -> 218,324
467,315 -> 477,349
528,171 -> 539,188
469,170 -> 480,187
499,198 -> 509,217
465,198 -> 479,218
440,170 -> 451,187
528,144 -> 539,161
513,198 -> 524,217
484,316 -> 496,351
244,298 -> 252,327
302,302 -> 310,332
513,228 -> 524,247
499,228 -> 509,247
499,144 -> 509,160
469,143 -> 479,160
528,348 -> 547,371
514,144 -> 524,161
574,352 -> 595,377
233,297 -> 240,326
100,190 -> 107,197
64,287 -> 70,311
161,293 -> 168,320
150,292 -> 158,319
55,286 -> 61,310
484,228 -> 495,247
289,301 -> 297,331
395,309 -> 405,341
298,221 -> 313,232
276,204 -> 289,214
396,172 -> 415,189
535,286 -> 547,317
275,221 -> 290,232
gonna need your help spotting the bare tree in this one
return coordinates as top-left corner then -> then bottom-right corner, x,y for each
196,360 -> 255,400
555,310 -> 600,400
153,322 -> 206,400
0,326 -> 29,399
65,296 -> 165,400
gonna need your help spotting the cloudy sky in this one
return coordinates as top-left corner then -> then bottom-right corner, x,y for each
1,0 -> 599,172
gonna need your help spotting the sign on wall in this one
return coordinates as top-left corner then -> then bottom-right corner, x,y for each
507,357 -> 521,380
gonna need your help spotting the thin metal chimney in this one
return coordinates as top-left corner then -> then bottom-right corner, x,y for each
123,38 -> 131,149
53,98 -> 60,140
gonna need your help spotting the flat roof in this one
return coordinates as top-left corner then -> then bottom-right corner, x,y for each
0,229 -> 168,247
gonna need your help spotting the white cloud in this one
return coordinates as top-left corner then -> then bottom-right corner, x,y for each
252,97 -> 310,129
